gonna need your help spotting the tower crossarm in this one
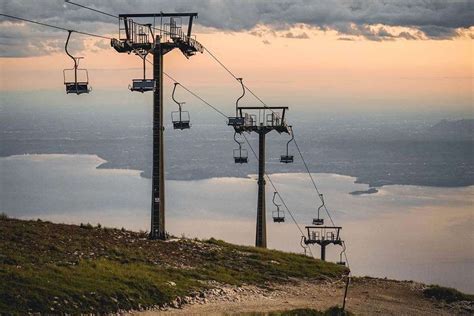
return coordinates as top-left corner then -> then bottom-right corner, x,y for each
111,12 -> 203,58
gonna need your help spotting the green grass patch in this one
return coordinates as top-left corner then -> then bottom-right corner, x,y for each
0,217 -> 347,314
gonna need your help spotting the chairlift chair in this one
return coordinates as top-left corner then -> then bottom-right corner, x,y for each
312,193 -> 325,225
280,125 -> 294,163
233,148 -> 248,164
63,31 -> 91,95
233,132 -> 248,164
228,78 -> 245,127
129,49 -> 155,92
272,192 -> 285,223
171,83 -> 191,130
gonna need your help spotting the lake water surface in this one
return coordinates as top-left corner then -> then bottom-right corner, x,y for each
1,154 -> 473,292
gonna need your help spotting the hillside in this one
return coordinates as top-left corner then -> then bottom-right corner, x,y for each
1,216 -> 473,315
0,216 -> 347,314
428,119 -> 474,140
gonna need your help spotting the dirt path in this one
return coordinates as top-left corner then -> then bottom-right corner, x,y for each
133,277 -> 472,315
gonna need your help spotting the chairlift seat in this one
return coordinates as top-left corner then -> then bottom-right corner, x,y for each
130,79 -> 155,92
173,121 -> 191,130
313,218 -> 324,225
272,211 -> 285,223
228,117 -> 245,126
234,157 -> 248,164
171,111 -> 191,130
337,261 -> 346,266
65,82 -> 90,95
280,155 -> 294,163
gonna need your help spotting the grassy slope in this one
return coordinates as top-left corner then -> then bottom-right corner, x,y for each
0,217 -> 347,314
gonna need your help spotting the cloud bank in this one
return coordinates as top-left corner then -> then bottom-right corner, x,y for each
1,0 -> 473,57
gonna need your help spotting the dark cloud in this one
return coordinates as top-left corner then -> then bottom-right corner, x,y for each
337,37 -> 355,41
398,31 -> 421,40
418,25 -> 460,39
283,31 -> 309,39
1,0 -> 473,57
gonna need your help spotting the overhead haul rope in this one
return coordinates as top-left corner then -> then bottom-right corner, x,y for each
0,13 -> 111,40
65,1 -> 172,36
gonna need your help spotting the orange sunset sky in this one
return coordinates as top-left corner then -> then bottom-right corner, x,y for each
1,1 -> 473,114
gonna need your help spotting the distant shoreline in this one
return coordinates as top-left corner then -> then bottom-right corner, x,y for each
2,153 -> 474,190
349,187 -> 379,195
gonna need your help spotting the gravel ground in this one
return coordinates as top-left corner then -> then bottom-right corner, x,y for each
133,277 -> 473,316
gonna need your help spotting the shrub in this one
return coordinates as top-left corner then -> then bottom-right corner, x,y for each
80,223 -> 93,229
423,285 -> 474,303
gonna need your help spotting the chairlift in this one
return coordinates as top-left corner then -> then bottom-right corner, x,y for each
233,132 -> 248,164
312,193 -> 325,225
63,30 -> 91,95
280,125 -> 294,163
129,49 -> 155,92
228,78 -> 245,127
337,241 -> 346,266
171,83 -> 191,130
272,192 -> 285,223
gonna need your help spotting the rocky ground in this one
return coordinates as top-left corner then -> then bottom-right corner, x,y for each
134,277 -> 473,315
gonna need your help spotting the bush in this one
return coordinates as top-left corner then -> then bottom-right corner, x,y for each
423,285 -> 474,303
80,223 -> 93,229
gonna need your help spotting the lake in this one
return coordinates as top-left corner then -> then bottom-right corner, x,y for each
1,154 -> 473,293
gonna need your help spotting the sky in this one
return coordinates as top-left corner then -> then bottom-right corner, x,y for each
0,0 -> 473,115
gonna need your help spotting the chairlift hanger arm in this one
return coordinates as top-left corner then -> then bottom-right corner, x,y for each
235,78 -> 245,116
317,193 -> 325,216
272,191 -> 281,207
287,126 -> 294,145
65,30 -> 77,67
233,131 -> 242,145
172,83 -> 184,110
285,125 -> 294,155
